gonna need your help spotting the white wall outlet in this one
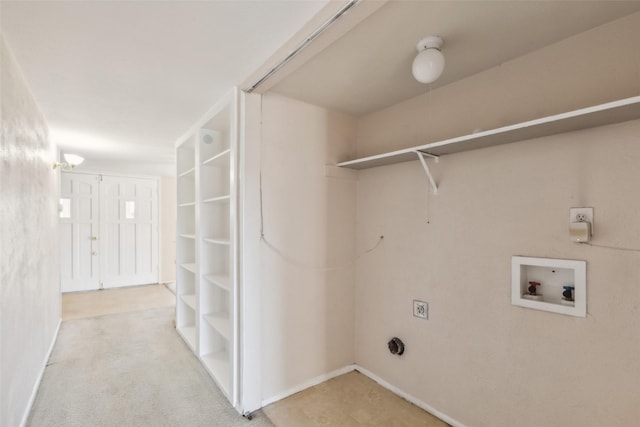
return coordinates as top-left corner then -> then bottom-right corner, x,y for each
569,207 -> 594,232
413,300 -> 428,319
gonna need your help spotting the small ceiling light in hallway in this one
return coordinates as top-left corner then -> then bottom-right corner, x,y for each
53,153 -> 84,171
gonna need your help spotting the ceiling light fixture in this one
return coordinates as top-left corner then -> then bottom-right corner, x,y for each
53,153 -> 84,171
412,35 -> 445,84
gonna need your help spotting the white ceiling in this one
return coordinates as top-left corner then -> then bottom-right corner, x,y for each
1,0 -> 328,175
272,1 -> 640,116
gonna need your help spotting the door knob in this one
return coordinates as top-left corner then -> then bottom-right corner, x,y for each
91,236 -> 98,240
92,251 -> 97,256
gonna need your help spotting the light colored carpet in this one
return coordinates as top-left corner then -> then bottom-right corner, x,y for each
264,371 -> 450,427
62,284 -> 176,321
27,307 -> 273,427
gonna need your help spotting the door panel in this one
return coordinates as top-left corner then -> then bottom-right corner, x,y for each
100,176 -> 159,288
60,173 -> 100,292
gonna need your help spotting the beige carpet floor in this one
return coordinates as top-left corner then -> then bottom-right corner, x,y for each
28,306 -> 273,427
62,284 -> 175,320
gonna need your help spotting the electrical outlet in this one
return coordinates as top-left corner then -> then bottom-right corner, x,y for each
569,207 -> 594,233
413,300 -> 428,319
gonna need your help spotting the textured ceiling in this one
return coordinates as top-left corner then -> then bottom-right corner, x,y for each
272,1 -> 640,117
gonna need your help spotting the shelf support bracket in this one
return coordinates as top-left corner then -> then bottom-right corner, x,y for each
415,151 -> 439,194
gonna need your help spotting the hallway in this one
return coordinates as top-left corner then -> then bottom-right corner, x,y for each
27,288 -> 272,426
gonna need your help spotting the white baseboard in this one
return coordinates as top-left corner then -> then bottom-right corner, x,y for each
261,364 -> 357,407
354,365 -> 467,427
20,319 -> 61,427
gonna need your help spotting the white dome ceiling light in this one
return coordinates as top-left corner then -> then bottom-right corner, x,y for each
412,35 -> 445,84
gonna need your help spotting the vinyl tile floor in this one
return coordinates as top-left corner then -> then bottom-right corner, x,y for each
263,370 -> 450,427
62,283 -> 175,320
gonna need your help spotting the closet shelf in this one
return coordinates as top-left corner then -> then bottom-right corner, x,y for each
180,263 -> 197,273
337,96 -> 640,170
179,201 -> 196,207
202,148 -> 231,166
203,313 -> 231,341
202,195 -> 231,204
203,237 -> 230,245
179,234 -> 196,239
201,351 -> 231,397
180,294 -> 197,310
203,274 -> 231,292
178,167 -> 196,177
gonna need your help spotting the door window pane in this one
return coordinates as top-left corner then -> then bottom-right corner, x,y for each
59,198 -> 71,218
125,201 -> 136,219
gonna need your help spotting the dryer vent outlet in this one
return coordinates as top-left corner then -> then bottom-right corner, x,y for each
388,337 -> 405,356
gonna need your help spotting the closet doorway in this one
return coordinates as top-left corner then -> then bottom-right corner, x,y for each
59,172 -> 159,293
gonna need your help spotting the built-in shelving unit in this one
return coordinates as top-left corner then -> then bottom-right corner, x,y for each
198,96 -> 236,400
175,87 -> 261,415
176,135 -> 197,352
175,88 -> 239,407
338,96 -> 640,169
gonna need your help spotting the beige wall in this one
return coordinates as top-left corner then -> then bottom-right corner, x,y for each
356,11 -> 640,159
159,176 -> 176,284
0,36 -> 61,427
354,12 -> 640,427
259,93 -> 358,401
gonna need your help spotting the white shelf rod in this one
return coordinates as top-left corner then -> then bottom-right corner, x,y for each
415,151 -> 439,194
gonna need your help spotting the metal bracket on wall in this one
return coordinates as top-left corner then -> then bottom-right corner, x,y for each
415,151 -> 439,194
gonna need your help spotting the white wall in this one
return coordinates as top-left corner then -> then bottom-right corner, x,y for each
0,35 -> 61,427
354,12 -> 640,427
259,93 -> 358,401
159,176 -> 176,284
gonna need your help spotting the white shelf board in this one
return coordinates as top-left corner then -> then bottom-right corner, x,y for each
338,96 -> 640,169
180,294 -> 197,311
202,148 -> 231,166
203,237 -> 230,245
203,274 -> 231,292
179,201 -> 196,207
178,167 -> 196,177
179,234 -> 196,239
180,263 -> 197,274
177,325 -> 197,352
201,351 -> 231,397
202,195 -> 231,204
203,313 -> 232,341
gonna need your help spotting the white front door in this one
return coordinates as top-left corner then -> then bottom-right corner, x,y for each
60,173 -> 100,292
60,173 -> 159,292
100,176 -> 159,288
